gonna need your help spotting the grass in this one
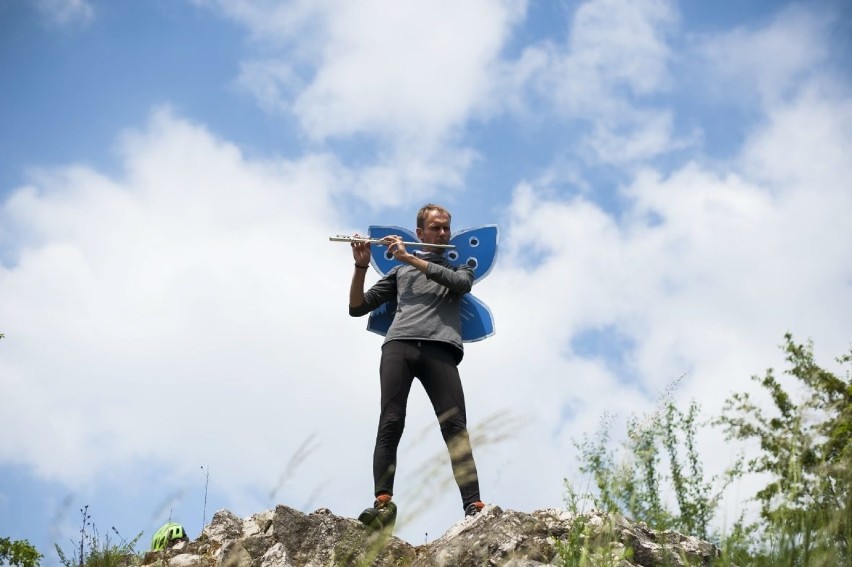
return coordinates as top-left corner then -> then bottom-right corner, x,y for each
54,507 -> 143,567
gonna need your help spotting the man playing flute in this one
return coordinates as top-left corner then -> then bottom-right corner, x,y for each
348,204 -> 485,531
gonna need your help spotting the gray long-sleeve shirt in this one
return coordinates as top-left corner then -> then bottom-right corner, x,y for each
350,252 -> 474,361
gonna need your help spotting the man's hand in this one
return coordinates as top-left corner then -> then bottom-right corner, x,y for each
383,235 -> 434,274
383,235 -> 413,263
351,233 -> 372,267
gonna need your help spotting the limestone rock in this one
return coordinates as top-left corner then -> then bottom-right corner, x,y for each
140,504 -> 723,567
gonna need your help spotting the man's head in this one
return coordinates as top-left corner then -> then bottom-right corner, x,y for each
416,204 -> 452,251
416,204 -> 452,229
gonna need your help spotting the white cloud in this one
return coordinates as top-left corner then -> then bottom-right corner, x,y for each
34,0 -> 93,27
394,3 -> 852,533
350,146 -> 478,210
0,108 -> 361,489
501,0 -> 688,164
235,59 -> 303,116
294,0 -> 520,142
190,0 -> 325,45
585,108 -> 698,164
740,84 -> 852,190
208,0 -> 527,207
696,5 -> 832,106
565,0 -> 677,98
217,0 -> 525,144
477,19 -> 852,523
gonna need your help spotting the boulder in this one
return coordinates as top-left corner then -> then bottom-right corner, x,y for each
140,504 -> 723,567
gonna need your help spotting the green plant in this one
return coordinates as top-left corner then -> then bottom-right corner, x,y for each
553,508 -> 635,567
716,333 -> 851,565
0,537 -> 42,567
567,334 -> 850,566
55,506 -> 143,567
571,399 -> 736,540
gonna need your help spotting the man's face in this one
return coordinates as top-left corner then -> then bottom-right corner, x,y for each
417,211 -> 451,249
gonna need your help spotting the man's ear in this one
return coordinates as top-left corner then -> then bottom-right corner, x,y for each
416,227 -> 424,240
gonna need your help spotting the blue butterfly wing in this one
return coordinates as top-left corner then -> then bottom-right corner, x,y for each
460,294 -> 495,342
367,299 -> 396,337
364,224 -> 498,341
447,225 -> 498,283
368,225 -> 420,277
371,295 -> 495,342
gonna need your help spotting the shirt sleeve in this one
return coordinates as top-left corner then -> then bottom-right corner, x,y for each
424,262 -> 474,294
349,267 -> 399,317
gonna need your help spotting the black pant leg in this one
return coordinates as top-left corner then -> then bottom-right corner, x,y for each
417,342 -> 481,509
374,341 -> 415,496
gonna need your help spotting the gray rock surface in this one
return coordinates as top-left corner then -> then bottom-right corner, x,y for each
141,504 -> 722,567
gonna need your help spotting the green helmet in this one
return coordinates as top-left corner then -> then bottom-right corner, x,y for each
151,522 -> 188,551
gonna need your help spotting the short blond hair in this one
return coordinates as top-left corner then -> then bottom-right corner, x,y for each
416,204 -> 452,229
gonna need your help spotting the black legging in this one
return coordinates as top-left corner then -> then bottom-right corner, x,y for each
373,339 -> 481,509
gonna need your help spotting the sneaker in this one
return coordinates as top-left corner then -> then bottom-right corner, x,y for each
358,496 -> 397,531
464,501 -> 485,517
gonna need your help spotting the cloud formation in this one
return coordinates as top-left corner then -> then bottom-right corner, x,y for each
501,0 -> 686,164
1,0 -> 850,548
224,0 -> 524,142
0,108 -> 360,488
34,0 -> 93,27
217,0 -> 527,206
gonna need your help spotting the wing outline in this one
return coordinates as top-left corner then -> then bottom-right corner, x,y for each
364,224 -> 498,342
447,225 -> 498,283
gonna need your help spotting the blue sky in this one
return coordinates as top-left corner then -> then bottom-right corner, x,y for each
2,0 -> 851,560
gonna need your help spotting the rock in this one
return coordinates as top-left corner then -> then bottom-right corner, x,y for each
168,554 -> 205,567
140,505 -> 723,567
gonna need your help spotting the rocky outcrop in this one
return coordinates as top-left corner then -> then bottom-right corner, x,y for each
141,505 -> 722,567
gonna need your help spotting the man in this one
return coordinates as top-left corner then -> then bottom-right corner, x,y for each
348,204 -> 485,531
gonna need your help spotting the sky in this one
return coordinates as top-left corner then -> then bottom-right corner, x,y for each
1,0 -> 851,560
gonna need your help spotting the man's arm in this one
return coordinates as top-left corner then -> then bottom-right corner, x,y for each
348,237 -> 396,317
423,262 -> 473,294
385,236 -> 473,294
349,264 -> 369,309
349,238 -> 371,311
350,271 -> 397,317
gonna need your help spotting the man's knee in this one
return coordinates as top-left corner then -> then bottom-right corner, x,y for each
377,414 -> 406,444
438,406 -> 465,428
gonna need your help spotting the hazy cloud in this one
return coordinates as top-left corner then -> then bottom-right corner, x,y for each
34,0 -> 93,27
209,0 -> 526,206
696,5 -> 833,106
502,0 -> 686,164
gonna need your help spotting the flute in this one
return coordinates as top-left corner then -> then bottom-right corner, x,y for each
329,235 -> 456,249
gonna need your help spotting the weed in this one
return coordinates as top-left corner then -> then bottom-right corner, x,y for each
54,507 -> 143,567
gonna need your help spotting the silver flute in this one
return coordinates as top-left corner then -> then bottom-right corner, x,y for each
329,235 -> 456,249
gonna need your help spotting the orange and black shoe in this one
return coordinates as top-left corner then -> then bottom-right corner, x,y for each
464,501 -> 485,517
358,494 -> 397,531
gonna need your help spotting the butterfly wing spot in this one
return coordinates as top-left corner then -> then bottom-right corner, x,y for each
369,225 -> 420,276
447,250 -> 459,262
467,257 -> 478,270
469,236 -> 480,247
